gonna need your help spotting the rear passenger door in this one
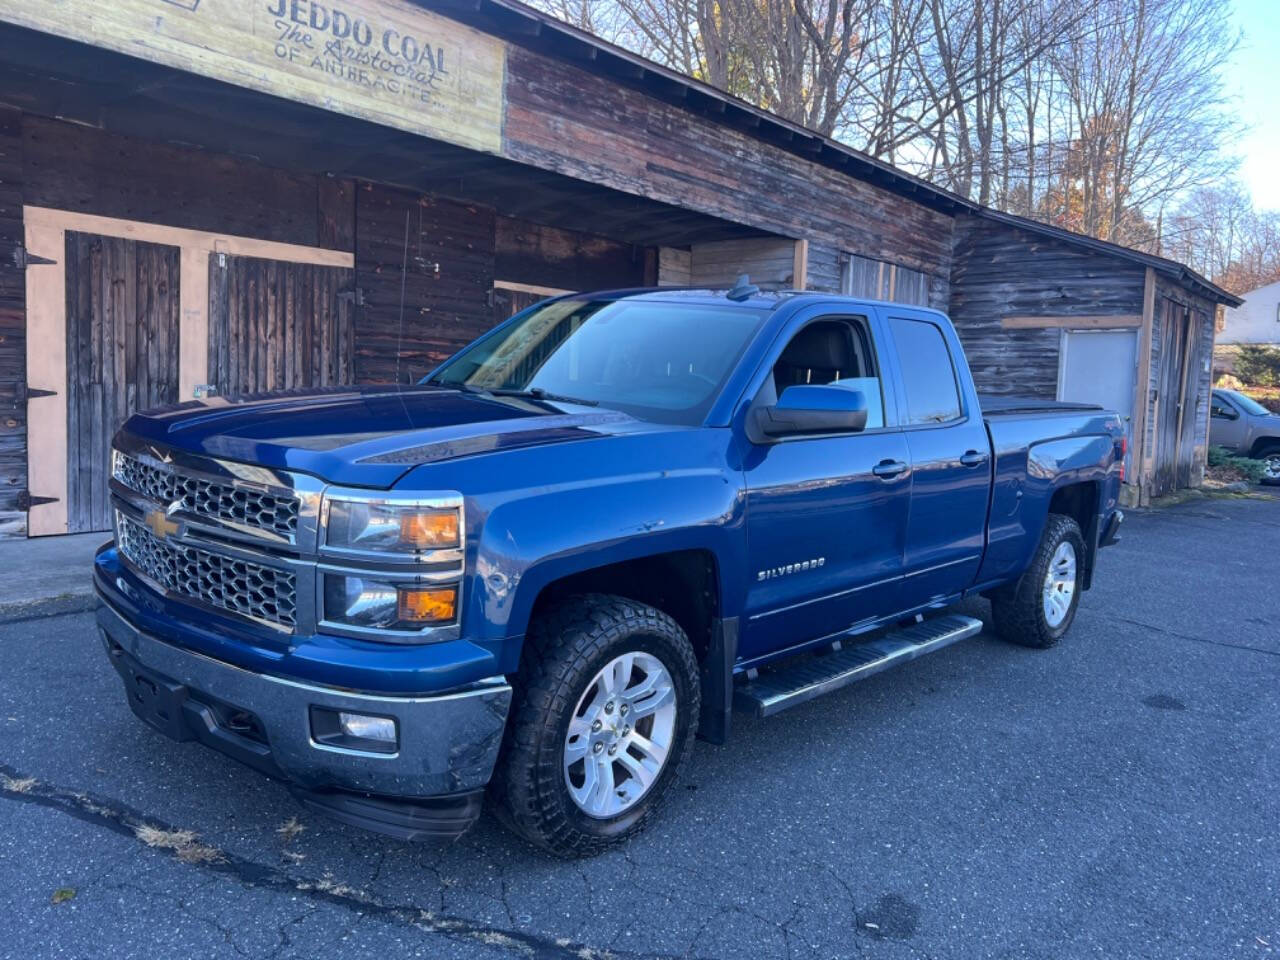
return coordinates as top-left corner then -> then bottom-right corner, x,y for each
883,313 -> 990,606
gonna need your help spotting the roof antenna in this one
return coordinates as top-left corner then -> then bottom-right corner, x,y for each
394,207 -> 410,390
726,273 -> 759,302
391,206 -> 413,424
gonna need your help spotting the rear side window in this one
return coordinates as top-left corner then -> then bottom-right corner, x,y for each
890,317 -> 962,424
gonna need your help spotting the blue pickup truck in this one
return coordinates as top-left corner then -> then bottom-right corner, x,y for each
95,282 -> 1125,856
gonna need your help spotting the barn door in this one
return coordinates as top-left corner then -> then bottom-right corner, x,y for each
1175,309 -> 1209,489
208,254 -> 355,398
64,232 -> 180,533
1153,299 -> 1189,497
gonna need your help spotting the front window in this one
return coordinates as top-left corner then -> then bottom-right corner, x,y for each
426,298 -> 770,425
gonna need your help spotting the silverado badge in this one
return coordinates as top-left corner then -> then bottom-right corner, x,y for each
757,557 -> 825,581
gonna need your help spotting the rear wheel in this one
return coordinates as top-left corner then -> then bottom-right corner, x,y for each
991,513 -> 1085,648
490,594 -> 699,857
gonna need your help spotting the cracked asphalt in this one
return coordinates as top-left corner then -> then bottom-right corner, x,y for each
3,495 -> 1279,959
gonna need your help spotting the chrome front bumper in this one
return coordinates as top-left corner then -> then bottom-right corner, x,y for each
97,599 -> 512,807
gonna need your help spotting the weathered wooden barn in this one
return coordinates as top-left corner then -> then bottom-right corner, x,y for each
0,0 -> 1238,537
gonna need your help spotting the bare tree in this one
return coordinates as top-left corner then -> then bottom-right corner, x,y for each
527,0 -> 1243,250
1162,181 -> 1280,294
1044,0 -> 1238,244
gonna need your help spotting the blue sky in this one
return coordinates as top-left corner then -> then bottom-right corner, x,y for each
1228,0 -> 1280,211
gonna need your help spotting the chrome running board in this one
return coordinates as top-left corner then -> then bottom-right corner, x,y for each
733,614 -> 984,718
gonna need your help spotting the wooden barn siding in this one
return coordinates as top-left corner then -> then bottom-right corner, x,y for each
928,273 -> 950,311
657,247 -> 692,286
689,238 -> 797,287
807,243 -> 842,294
502,47 -> 954,278
354,183 -> 497,384
948,216 -> 1146,398
0,107 -> 23,534
796,243 -> 950,308
21,118 -> 354,251
495,217 -> 647,291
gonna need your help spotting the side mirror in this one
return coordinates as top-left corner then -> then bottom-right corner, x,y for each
750,384 -> 869,442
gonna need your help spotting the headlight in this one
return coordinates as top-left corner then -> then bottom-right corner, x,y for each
323,575 -> 458,632
323,497 -> 460,555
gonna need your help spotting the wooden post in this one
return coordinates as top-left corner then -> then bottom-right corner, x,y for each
1131,268 -> 1157,506
1171,304 -> 1197,486
792,239 -> 808,291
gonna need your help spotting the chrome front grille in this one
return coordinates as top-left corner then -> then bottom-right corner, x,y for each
113,451 -> 299,539
116,512 -> 298,629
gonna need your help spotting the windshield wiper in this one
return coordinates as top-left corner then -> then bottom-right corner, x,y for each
423,379 -> 490,395
491,387 -> 599,406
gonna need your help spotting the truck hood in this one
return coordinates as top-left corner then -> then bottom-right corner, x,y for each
120,386 -> 646,488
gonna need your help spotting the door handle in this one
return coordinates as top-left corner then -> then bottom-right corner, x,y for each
872,459 -> 909,479
959,450 -> 989,467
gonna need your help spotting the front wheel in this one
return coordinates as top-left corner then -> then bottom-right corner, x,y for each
490,594 -> 700,857
990,513 -> 1085,648
1259,445 -> 1280,486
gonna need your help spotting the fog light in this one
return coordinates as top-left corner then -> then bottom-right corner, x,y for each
339,712 -> 396,743
310,706 -> 398,755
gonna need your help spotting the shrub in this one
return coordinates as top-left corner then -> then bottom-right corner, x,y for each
1214,373 -> 1244,390
1207,445 -> 1268,483
1233,345 -> 1280,388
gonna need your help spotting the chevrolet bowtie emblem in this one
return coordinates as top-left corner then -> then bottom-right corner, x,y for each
145,508 -> 181,541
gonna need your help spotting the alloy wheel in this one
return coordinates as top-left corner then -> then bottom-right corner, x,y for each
563,651 -> 677,819
1042,540 -> 1077,628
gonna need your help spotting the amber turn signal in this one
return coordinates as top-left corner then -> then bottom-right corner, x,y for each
397,586 -> 457,624
398,510 -> 460,549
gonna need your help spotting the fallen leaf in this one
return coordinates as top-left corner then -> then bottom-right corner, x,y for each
51,887 -> 76,905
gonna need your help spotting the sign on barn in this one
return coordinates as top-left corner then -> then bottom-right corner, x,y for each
0,0 -> 505,153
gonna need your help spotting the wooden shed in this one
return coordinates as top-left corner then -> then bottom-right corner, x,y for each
0,0 -> 1238,536
950,212 -> 1237,504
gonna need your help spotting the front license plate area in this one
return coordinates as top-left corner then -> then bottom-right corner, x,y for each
110,646 -> 194,742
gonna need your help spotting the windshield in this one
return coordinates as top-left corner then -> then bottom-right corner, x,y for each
425,298 -> 770,425
1222,390 -> 1270,417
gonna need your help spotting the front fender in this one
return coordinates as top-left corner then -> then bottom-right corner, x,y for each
473,468 -> 745,658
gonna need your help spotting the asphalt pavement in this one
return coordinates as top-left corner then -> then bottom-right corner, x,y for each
2,495 -> 1278,959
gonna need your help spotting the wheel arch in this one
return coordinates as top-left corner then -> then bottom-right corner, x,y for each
1248,435 -> 1280,459
528,548 -> 723,667
1046,480 -> 1101,589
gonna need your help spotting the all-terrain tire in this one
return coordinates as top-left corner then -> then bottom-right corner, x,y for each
489,593 -> 700,857
990,513 -> 1085,649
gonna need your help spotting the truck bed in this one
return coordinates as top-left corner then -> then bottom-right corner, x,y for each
976,397 -> 1122,591
978,394 -> 1103,417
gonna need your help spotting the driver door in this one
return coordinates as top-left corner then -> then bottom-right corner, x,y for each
1209,392 -> 1247,452
739,308 -> 911,662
